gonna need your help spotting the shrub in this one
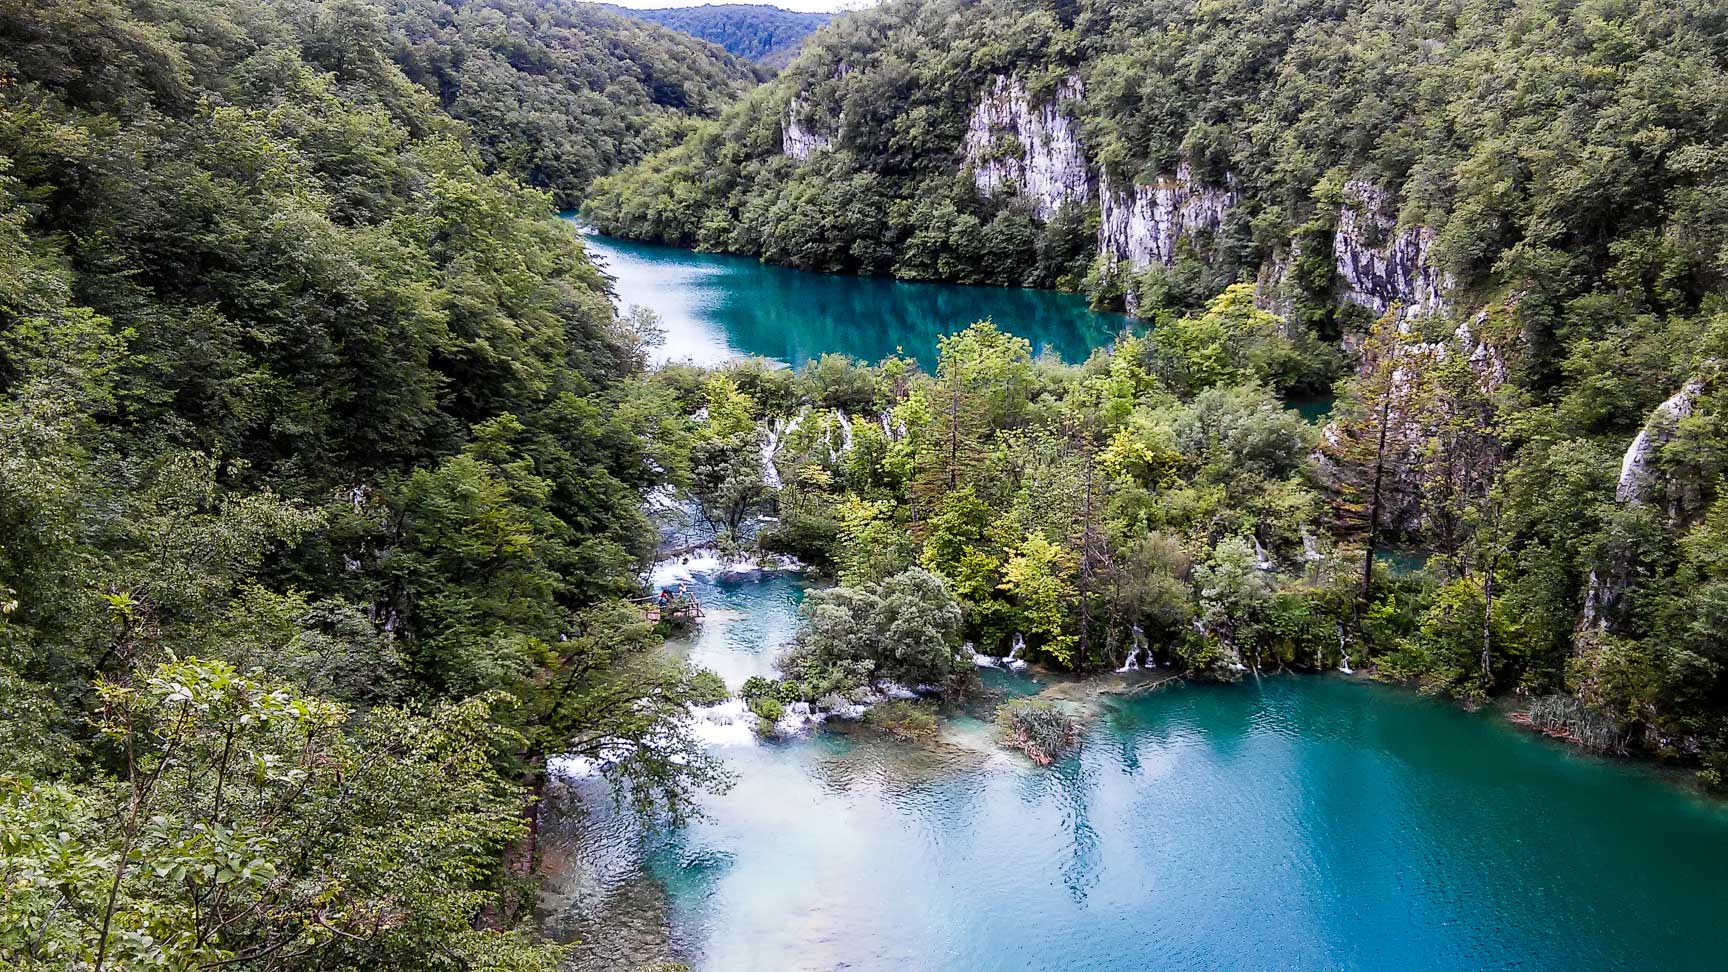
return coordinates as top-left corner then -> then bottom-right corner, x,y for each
748,696 -> 784,724
995,698 -> 1078,765
865,699 -> 939,742
686,668 -> 730,706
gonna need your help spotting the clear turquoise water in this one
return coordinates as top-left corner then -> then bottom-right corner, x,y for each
542,565 -> 1728,972
569,224 -> 1130,370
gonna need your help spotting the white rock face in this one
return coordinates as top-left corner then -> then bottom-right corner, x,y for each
1333,180 -> 1453,317
961,74 -> 1090,219
782,96 -> 833,161
1578,365 -> 1716,633
1615,374 -> 1711,505
1097,161 -> 1239,269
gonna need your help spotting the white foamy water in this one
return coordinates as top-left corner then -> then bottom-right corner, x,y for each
691,699 -> 760,747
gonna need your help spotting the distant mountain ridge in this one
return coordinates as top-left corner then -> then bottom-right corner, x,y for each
601,3 -> 832,69
391,0 -> 762,206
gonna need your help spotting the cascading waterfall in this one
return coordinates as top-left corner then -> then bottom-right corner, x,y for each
824,409 -> 856,464
758,407 -> 807,490
760,430 -> 783,490
836,409 -> 855,452
1337,623 -> 1354,674
1116,624 -> 1147,672
1005,632 -> 1029,672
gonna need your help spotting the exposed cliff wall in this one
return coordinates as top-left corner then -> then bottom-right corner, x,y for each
1333,180 -> 1454,318
961,74 -> 1090,219
1580,367 -> 1719,632
1322,303 -> 1520,536
782,96 -> 833,161
1097,161 -> 1239,270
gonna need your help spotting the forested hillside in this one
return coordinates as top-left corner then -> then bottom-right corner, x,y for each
0,0 -> 724,967
588,0 -> 1728,783
587,0 -> 1727,324
602,3 -> 833,69
388,0 -> 761,206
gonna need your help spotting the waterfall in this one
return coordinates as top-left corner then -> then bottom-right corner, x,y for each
836,409 -> 855,452
1337,623 -> 1354,674
824,409 -> 855,464
760,430 -> 783,489
1116,624 -> 1147,673
1005,632 -> 1029,672
758,407 -> 808,490
1253,536 -> 1276,571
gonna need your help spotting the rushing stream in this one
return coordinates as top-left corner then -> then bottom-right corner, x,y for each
539,559 -> 1728,972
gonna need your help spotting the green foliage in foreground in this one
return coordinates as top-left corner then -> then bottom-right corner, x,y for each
3,659 -> 560,972
0,1 -> 729,966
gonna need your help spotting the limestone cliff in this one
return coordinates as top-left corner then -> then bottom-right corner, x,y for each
1097,161 -> 1239,270
782,96 -> 833,161
961,74 -> 1090,219
1580,367 -> 1719,632
1332,180 -> 1453,318
1320,303 -> 1520,537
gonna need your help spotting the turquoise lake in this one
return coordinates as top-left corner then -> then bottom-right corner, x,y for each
570,225 -> 1130,370
539,563 -> 1728,972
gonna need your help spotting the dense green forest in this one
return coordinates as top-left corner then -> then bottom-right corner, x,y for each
586,0 -> 1728,324
0,0 -> 727,967
6,0 -> 1728,966
386,0 -> 761,207
586,0 -> 1728,783
602,3 -> 833,70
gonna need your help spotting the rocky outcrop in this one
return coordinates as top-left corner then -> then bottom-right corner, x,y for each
1613,375 -> 1710,507
1098,161 -> 1239,269
1319,302 -> 1520,537
961,74 -> 1091,219
1333,180 -> 1453,318
782,96 -> 833,161
1580,366 -> 1719,632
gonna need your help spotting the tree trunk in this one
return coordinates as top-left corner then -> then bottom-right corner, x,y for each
1359,392 -> 1392,608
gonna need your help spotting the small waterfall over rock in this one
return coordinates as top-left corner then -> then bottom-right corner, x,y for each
1337,624 -> 1354,674
1005,633 -> 1029,672
758,407 -> 807,490
824,409 -> 856,464
1253,536 -> 1276,572
1116,624 -> 1147,673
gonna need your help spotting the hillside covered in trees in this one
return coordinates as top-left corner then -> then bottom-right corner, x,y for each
388,0 -> 761,206
587,0 -> 1728,784
0,0 -> 729,967
602,3 -> 833,69
6,0 -> 1728,966
586,0 -> 1727,323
